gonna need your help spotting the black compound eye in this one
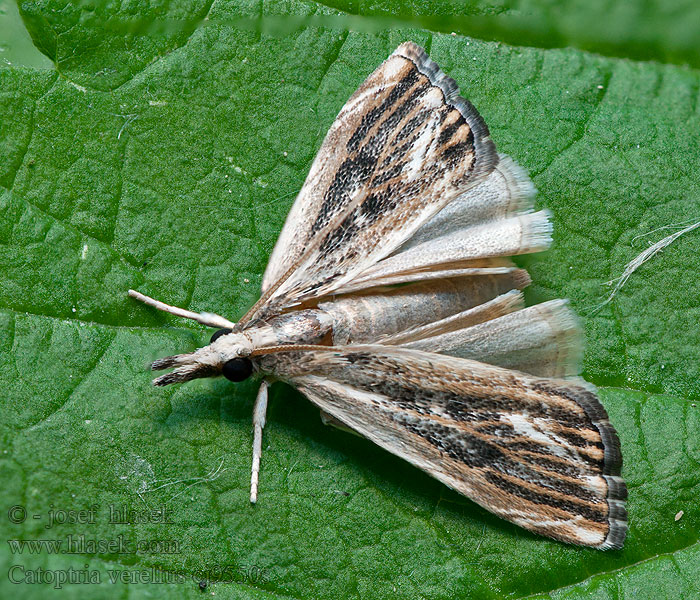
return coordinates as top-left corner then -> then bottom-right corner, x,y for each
222,357 -> 253,382
210,328 -> 233,344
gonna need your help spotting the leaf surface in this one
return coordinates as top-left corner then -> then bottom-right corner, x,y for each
1,1 -> 699,598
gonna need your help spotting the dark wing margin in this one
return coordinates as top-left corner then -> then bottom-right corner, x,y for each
398,41 -> 494,170
247,42 -> 498,325
259,345 -> 627,549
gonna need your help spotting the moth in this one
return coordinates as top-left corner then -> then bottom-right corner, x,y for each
129,41 -> 627,549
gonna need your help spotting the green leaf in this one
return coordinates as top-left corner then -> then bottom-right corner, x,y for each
313,0 -> 700,68
1,1 -> 700,598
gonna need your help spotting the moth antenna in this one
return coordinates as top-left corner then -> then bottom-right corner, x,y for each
128,289 -> 235,329
250,344 -> 327,357
250,381 -> 269,504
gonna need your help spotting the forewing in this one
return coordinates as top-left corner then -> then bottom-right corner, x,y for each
251,42 -> 497,323
260,345 -> 627,549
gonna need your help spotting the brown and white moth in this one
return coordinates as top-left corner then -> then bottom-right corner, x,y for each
129,41 -> 627,549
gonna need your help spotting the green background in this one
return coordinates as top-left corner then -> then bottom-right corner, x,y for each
1,1 -> 699,598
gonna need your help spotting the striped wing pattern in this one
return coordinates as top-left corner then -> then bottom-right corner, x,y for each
261,345 -> 627,549
250,42 -> 497,323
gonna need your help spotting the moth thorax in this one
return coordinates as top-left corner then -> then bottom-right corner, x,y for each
265,309 -> 334,346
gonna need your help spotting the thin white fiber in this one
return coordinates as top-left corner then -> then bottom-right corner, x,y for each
592,218 -> 700,313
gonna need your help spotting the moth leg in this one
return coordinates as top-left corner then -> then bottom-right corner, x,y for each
128,289 -> 235,329
319,410 -> 361,437
250,380 -> 269,504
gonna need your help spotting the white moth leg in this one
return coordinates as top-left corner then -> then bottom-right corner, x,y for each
250,380 -> 269,504
319,410 -> 360,436
128,289 -> 235,329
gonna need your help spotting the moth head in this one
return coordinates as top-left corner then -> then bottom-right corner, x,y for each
150,328 -> 255,386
